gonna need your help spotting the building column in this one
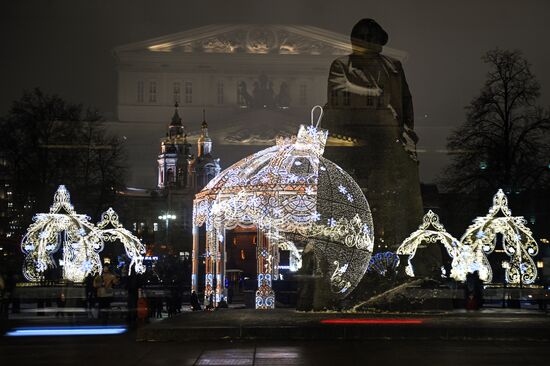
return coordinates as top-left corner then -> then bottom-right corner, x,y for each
255,229 -> 275,309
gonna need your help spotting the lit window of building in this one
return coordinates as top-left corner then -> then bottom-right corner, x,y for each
149,81 -> 157,103
184,81 -> 193,104
153,222 -> 158,232
173,82 -> 181,104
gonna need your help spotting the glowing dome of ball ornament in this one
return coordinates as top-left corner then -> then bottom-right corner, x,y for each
193,106 -> 374,301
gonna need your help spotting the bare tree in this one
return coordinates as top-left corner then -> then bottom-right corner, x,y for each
0,88 -> 127,219
443,49 -> 550,193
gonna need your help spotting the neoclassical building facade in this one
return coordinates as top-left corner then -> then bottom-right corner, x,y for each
111,24 -> 407,254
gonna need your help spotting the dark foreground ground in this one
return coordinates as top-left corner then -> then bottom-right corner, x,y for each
2,308 -> 550,365
2,332 -> 550,366
137,308 -> 550,341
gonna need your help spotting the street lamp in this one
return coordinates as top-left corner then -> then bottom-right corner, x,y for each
158,213 -> 177,229
158,212 -> 176,245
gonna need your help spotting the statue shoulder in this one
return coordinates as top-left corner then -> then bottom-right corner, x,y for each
329,56 -> 350,70
380,54 -> 402,74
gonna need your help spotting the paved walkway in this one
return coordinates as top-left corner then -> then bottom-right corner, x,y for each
2,335 -> 550,365
137,308 -> 550,342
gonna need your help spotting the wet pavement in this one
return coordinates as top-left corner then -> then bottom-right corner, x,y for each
136,308 -> 550,341
2,332 -> 550,365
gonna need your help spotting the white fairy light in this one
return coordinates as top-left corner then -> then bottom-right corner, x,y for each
21,186 -> 146,282
397,210 -> 459,278
456,189 -> 539,285
192,107 -> 373,309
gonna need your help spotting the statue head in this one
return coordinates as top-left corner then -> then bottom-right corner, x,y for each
350,18 -> 388,53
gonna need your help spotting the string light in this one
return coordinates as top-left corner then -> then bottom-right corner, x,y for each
21,185 -> 146,282
192,106 -> 374,308
396,210 -> 459,278
456,189 -> 539,284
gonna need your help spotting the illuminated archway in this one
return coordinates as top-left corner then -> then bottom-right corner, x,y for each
455,189 -> 539,284
21,186 -> 146,282
397,210 -> 459,278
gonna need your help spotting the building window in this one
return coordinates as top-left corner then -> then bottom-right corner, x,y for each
184,81 -> 193,104
137,81 -> 144,103
153,222 -> 158,232
299,84 -> 307,105
330,89 -> 339,106
217,81 -> 224,104
237,81 -> 246,106
173,82 -> 181,104
366,96 -> 374,106
149,81 -> 157,103
343,91 -> 350,106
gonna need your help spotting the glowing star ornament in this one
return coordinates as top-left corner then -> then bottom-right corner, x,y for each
21,186 -> 146,282
397,210 -> 459,278
456,189 -> 539,285
192,106 -> 374,309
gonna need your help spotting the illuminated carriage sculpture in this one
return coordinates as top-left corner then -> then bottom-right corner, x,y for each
397,190 -> 539,285
21,185 -> 145,282
454,189 -> 539,285
396,210 -> 460,278
192,108 -> 374,309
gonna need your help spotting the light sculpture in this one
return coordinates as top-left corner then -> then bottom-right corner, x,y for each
192,106 -> 374,309
21,185 -> 145,282
396,210 -> 459,278
96,207 -> 146,276
456,189 -> 539,284
367,252 -> 400,276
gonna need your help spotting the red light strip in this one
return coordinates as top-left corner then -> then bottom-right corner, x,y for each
320,318 -> 424,325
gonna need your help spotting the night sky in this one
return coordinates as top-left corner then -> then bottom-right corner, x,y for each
1,0 -> 549,183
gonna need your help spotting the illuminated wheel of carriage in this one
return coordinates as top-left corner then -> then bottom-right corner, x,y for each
192,107 -> 374,309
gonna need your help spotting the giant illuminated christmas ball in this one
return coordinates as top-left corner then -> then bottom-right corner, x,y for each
194,108 -> 374,300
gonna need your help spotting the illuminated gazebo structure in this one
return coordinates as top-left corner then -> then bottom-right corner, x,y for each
21,185 -> 145,282
397,210 -> 460,279
192,107 -> 374,309
455,189 -> 539,285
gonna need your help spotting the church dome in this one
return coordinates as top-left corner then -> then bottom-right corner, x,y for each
194,121 -> 373,298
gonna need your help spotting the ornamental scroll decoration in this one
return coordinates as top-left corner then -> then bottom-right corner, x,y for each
21,186 -> 146,282
192,107 -> 374,308
396,210 -> 459,278
457,189 -> 539,284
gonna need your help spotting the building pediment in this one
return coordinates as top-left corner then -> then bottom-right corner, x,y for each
115,24 -> 406,61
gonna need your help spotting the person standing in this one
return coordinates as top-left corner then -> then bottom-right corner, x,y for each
94,266 -> 118,323
0,272 -> 7,319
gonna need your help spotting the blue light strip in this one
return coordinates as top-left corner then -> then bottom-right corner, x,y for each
5,326 -> 127,337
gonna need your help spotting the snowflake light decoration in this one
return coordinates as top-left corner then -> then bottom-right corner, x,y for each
21,186 -> 146,282
455,189 -> 539,285
192,106 -> 374,309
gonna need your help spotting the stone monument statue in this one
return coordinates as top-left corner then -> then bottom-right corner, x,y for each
323,19 -> 427,259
